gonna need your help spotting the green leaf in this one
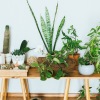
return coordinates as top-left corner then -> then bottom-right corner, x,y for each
40,16 -> 49,47
46,71 -> 52,78
53,16 -> 65,51
53,58 -> 60,64
20,40 -> 28,51
54,69 -> 63,79
31,62 -> 39,67
40,72 -> 47,81
23,47 -> 30,53
26,0 -> 49,53
45,7 -> 52,53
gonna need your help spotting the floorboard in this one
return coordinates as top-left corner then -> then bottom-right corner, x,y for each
7,97 -> 97,100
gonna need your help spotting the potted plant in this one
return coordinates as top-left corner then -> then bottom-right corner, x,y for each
62,25 -> 85,70
27,0 -> 65,55
12,40 -> 31,65
85,26 -> 100,73
78,54 -> 95,75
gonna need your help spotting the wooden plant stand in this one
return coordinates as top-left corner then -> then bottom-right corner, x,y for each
1,68 -> 100,100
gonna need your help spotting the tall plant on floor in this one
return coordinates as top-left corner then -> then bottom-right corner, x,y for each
27,0 -> 65,55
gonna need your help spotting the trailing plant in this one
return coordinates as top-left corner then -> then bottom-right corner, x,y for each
12,40 -> 31,55
31,50 -> 68,80
85,26 -> 100,73
31,61 -> 53,81
27,0 -> 65,55
77,85 -> 92,100
62,25 -> 85,55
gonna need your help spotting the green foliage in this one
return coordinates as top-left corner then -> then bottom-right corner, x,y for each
62,25 -> 85,55
12,40 -> 31,55
31,62 -> 53,81
78,53 -> 93,65
54,68 -> 65,79
77,86 -> 92,100
85,26 -> 100,73
27,0 -> 65,54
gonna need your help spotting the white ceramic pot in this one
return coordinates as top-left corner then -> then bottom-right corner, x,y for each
78,65 -> 95,75
5,53 -> 12,64
12,54 -> 25,65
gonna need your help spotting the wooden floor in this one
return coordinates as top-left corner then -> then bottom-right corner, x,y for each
7,97 -> 97,100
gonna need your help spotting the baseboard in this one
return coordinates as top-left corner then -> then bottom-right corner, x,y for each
5,93 -> 98,97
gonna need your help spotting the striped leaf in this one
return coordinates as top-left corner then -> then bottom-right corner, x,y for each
45,7 -> 52,53
53,16 -> 65,51
40,16 -> 49,48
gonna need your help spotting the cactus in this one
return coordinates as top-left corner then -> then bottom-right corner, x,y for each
3,25 -> 10,54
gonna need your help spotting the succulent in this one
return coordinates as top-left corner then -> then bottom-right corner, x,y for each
12,40 -> 31,55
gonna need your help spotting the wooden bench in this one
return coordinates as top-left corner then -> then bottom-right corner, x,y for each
1,68 -> 100,100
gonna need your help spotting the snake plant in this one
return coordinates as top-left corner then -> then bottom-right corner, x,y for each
27,0 -> 65,54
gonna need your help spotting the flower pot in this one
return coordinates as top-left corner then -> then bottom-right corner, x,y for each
0,53 -> 5,64
5,53 -> 12,64
12,54 -> 25,65
68,53 -> 80,70
78,65 -> 95,75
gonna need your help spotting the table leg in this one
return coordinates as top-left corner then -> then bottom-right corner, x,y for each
84,79 -> 90,100
20,78 -> 26,100
1,78 -> 6,100
64,78 -> 70,100
24,79 -> 30,100
4,79 -> 8,100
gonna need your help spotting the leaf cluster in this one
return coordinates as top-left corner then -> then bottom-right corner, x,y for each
77,86 -> 92,100
62,25 -> 85,55
12,40 -> 31,55
27,0 -> 65,54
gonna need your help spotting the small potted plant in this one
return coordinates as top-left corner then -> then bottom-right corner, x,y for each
85,26 -> 100,73
12,40 -> 31,65
62,25 -> 85,70
62,25 -> 85,59
78,52 -> 95,75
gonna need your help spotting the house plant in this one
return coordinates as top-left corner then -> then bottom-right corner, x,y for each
77,85 -> 92,100
62,25 -> 85,70
31,50 -> 68,80
78,53 -> 95,75
27,0 -> 65,55
85,26 -> 100,73
12,40 -> 31,65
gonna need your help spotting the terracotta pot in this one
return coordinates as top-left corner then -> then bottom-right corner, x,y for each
68,53 -> 80,71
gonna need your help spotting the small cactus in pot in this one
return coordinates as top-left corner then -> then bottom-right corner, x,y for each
12,40 -> 31,66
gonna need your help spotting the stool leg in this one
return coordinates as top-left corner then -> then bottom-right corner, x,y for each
64,78 -> 70,100
4,79 -> 8,100
20,78 -> 26,100
24,79 -> 30,100
84,79 -> 90,100
1,78 -> 6,100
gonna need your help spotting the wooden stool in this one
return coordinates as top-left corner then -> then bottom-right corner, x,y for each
0,78 -> 30,100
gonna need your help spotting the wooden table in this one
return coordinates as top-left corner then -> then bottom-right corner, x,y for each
1,68 -> 100,100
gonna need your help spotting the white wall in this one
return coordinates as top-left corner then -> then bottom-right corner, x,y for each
0,0 -> 100,93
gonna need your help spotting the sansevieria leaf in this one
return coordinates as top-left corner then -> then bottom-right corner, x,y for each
53,16 -> 65,51
40,16 -> 49,48
45,7 -> 52,53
